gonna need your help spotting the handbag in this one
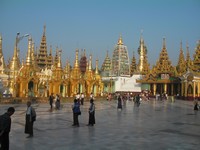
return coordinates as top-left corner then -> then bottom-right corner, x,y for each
78,111 -> 81,115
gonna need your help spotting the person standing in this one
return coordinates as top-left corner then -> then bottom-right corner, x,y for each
90,92 -> 94,101
0,107 -> 15,150
72,99 -> 81,127
49,93 -> 54,110
25,101 -> 36,138
117,95 -> 122,110
80,93 -> 84,105
87,99 -> 95,126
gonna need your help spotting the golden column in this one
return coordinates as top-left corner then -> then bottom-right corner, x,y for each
153,83 -> 156,96
164,83 -> 167,94
193,81 -> 196,98
184,81 -> 187,97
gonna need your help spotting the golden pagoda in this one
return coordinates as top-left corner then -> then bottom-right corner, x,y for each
176,41 -> 187,76
16,37 -> 39,97
0,26 -> 199,100
137,32 -> 150,74
37,25 -> 53,69
137,38 -> 180,96
130,51 -> 137,76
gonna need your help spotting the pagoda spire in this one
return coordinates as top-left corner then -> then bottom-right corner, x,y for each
95,59 -> 99,74
88,54 -> 92,71
37,25 -> 48,69
117,35 -> 123,45
57,50 -> 62,68
74,49 -> 79,68
137,32 -> 149,74
176,41 -> 186,75
130,50 -> 137,76
101,50 -> 111,73
186,43 -> 191,69
0,34 -> 6,74
153,38 -> 174,74
26,36 -> 32,66
43,25 -> 46,36
9,33 -> 21,71
192,40 -> 200,72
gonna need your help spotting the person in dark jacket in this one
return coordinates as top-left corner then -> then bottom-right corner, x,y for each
0,107 -> 15,150
72,99 -> 81,127
87,99 -> 95,126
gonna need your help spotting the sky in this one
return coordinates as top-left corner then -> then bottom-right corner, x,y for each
0,0 -> 200,68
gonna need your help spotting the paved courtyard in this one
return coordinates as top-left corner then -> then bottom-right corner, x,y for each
0,99 -> 199,150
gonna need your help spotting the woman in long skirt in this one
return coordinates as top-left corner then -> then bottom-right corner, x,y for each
87,99 -> 95,126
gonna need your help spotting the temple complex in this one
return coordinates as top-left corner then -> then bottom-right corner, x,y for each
0,26 -> 200,100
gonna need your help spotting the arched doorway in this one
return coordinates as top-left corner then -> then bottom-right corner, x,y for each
187,84 -> 193,97
28,81 -> 34,97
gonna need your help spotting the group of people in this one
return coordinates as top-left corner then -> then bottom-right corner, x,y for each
72,92 -> 95,127
49,93 -> 61,110
117,94 -> 141,110
0,101 -> 36,150
1,93 -> 199,150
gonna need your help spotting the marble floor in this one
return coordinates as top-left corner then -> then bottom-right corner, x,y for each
0,99 -> 199,150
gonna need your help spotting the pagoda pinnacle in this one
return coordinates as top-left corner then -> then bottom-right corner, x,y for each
163,37 -> 166,49
26,36 -> 32,65
95,59 -> 99,74
43,25 -> 46,36
89,54 -> 92,71
117,35 -> 123,45
74,49 -> 79,68
57,50 -> 62,68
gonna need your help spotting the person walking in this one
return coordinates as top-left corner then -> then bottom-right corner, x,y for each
135,94 -> 141,107
194,99 -> 199,115
55,94 -> 60,110
0,107 -> 15,150
87,99 -> 95,126
49,93 -> 54,110
72,99 -> 81,127
25,101 -> 36,138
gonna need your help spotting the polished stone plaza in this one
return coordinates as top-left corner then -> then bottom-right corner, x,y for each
0,98 -> 199,150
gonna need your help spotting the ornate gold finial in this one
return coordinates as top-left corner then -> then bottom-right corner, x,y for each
89,54 -> 92,71
95,59 -> 99,74
57,50 -> 62,68
117,35 -> 123,45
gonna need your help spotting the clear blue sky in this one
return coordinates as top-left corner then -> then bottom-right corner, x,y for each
0,0 -> 200,68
